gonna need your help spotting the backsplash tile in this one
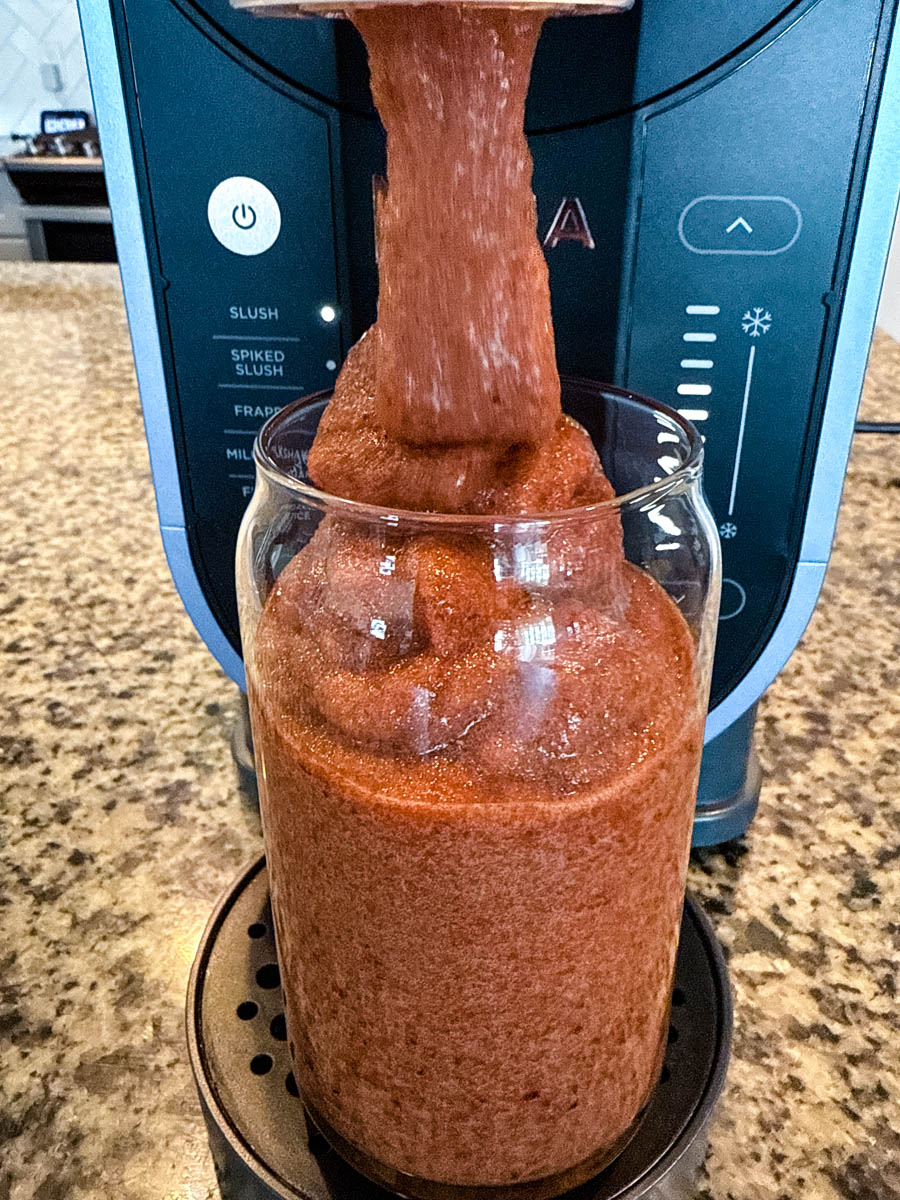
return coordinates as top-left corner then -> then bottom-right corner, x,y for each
0,0 -> 92,154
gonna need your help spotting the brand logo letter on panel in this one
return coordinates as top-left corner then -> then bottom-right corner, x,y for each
543,197 -> 595,250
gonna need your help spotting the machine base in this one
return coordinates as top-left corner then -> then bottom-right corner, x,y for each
187,858 -> 732,1200
231,694 -> 259,806
693,704 -> 762,846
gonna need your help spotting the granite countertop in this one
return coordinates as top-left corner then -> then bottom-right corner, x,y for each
0,262 -> 897,1200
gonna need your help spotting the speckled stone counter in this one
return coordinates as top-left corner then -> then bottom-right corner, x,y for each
0,262 -> 897,1200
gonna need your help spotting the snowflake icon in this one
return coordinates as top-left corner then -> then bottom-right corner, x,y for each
742,307 -> 772,337
719,522 -> 738,539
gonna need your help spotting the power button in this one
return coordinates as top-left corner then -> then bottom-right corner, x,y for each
207,177 -> 280,256
232,203 -> 256,230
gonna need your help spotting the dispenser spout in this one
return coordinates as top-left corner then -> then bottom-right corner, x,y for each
232,0 -> 633,16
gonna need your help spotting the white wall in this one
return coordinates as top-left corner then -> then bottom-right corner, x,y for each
876,209 -> 900,343
0,0 -> 93,154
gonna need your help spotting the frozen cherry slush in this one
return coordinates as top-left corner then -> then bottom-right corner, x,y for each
246,5 -> 704,1190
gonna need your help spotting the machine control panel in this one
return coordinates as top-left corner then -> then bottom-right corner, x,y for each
117,0 -> 349,645
111,0 -> 891,704
625,0 -> 882,702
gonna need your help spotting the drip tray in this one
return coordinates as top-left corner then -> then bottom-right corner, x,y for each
187,858 -> 732,1200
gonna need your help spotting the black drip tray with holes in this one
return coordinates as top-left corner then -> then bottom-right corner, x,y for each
188,857 -> 732,1200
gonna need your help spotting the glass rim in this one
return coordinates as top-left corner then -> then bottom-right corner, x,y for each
253,378 -> 704,528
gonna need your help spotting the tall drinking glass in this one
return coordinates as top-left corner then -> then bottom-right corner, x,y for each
236,380 -> 720,1199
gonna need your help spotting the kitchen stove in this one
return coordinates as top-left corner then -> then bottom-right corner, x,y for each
9,128 -> 101,161
4,111 -> 111,260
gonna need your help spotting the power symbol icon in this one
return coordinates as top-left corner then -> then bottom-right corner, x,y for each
232,203 -> 257,230
209,178 -> 280,255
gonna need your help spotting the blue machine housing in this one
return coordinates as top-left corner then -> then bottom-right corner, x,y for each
79,0 -> 900,843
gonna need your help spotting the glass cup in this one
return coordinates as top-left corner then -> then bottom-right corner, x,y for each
236,379 -> 720,1199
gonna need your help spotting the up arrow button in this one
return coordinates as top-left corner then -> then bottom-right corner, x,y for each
679,196 -> 802,255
